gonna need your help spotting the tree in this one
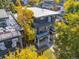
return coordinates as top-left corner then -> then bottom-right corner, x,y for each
64,0 -> 79,13
43,49 -> 57,59
9,2 -> 16,13
16,6 -> 36,41
0,0 -> 16,13
55,0 -> 79,59
4,48 -> 37,59
4,46 -> 49,59
55,19 -> 79,59
53,0 -> 62,5
28,0 -> 41,6
0,0 -> 11,8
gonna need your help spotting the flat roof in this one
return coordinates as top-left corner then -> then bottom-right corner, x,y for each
0,9 -> 8,19
27,7 -> 60,18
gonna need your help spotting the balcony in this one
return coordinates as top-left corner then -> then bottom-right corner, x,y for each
36,31 -> 49,40
35,32 -> 50,49
34,17 -> 54,28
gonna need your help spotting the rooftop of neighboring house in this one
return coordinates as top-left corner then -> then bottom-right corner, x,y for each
0,9 -> 8,19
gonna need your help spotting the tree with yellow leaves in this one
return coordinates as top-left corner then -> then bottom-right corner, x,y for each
4,48 -> 37,59
15,0 -> 36,41
17,8 -> 36,41
4,47 -> 49,59
53,0 -> 62,4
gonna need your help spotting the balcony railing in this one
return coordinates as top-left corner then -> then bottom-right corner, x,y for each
37,31 -> 49,39
34,18 -> 54,28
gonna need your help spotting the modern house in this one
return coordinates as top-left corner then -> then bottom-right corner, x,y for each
14,7 -> 61,51
27,7 -> 60,49
0,9 -> 22,56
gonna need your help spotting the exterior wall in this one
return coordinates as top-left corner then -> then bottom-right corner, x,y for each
0,36 -> 22,56
34,16 -> 55,48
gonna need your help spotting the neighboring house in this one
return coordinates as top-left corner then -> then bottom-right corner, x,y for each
40,0 -> 65,13
40,0 -> 55,9
0,9 -> 22,57
40,1 -> 55,10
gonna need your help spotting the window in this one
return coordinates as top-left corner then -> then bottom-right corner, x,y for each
4,40 -> 12,49
12,38 -> 18,48
48,16 -> 52,22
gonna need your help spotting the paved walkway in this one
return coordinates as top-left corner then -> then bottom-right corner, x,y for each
50,45 -> 57,59
47,43 -> 57,59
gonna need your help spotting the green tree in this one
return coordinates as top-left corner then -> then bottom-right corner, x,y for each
64,0 -> 79,13
9,2 -> 16,13
0,0 -> 16,13
55,19 -> 79,59
43,49 -> 57,59
55,0 -> 79,59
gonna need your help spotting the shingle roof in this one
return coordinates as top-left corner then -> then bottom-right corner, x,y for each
0,9 -> 8,19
